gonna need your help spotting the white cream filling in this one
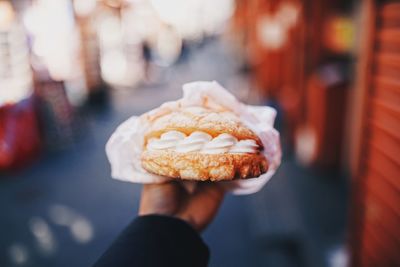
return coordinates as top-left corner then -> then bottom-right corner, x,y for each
146,130 -> 259,154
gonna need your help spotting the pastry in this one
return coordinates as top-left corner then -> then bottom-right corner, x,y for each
141,107 -> 268,181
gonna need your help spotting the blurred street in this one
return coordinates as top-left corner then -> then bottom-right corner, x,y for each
0,39 -> 348,267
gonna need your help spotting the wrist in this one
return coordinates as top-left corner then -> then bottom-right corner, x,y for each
177,213 -> 202,232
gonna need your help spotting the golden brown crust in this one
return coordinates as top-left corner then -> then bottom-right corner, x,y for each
141,150 -> 269,181
144,107 -> 262,147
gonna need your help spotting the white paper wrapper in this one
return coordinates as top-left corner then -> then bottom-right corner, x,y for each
106,81 -> 281,195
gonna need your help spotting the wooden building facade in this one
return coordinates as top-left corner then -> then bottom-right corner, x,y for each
232,0 -> 400,265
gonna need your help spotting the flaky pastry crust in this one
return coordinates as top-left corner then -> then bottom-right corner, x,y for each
141,150 -> 268,181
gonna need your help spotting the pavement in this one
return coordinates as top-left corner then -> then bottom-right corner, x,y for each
0,38 -> 349,267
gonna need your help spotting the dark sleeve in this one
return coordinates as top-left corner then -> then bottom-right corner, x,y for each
93,215 -> 209,267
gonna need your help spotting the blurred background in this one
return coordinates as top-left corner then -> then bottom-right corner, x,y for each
0,0 -> 398,266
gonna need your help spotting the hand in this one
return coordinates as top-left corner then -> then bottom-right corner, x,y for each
139,181 -> 225,232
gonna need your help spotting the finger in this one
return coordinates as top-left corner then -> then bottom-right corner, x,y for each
139,181 -> 185,216
178,182 -> 225,231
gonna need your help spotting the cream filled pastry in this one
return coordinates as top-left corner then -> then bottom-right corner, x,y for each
141,107 -> 269,181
